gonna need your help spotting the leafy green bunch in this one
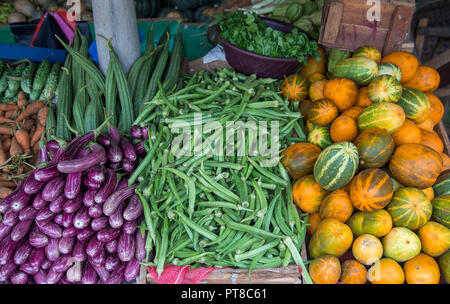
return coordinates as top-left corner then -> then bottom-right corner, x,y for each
217,11 -> 320,64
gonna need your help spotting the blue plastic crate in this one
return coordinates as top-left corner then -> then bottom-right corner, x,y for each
0,43 -> 67,64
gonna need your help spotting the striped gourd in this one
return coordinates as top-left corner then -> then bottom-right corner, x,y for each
378,62 -> 402,82
350,168 -> 394,212
353,46 -> 382,62
387,187 -> 433,230
313,142 -> 359,191
347,209 -> 393,237
397,87 -> 431,124
368,75 -> 402,103
431,196 -> 450,228
355,128 -> 395,168
281,73 -> 309,101
433,171 -> 450,197
357,102 -> 405,134
308,126 -> 333,150
307,99 -> 339,126
331,57 -> 379,85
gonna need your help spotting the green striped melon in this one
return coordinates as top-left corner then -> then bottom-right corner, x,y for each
331,57 -> 379,85
397,87 -> 431,124
368,75 -> 403,103
433,170 -> 450,197
313,142 -> 359,191
387,187 -> 433,230
355,128 -> 395,168
378,63 -> 402,82
308,126 -> 333,150
357,102 -> 405,134
431,195 -> 450,228
381,169 -> 404,192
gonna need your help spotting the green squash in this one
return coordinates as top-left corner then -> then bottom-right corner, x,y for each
135,0 -> 161,18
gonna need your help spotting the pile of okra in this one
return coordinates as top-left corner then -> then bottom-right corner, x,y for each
131,68 -> 312,283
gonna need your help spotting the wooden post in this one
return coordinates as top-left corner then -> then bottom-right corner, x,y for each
92,0 -> 141,75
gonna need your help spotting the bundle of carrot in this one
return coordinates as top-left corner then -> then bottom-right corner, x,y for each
0,91 -> 48,200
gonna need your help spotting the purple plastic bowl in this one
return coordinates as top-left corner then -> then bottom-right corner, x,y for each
217,17 -> 311,79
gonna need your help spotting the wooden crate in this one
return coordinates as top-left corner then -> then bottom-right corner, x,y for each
319,0 -> 416,55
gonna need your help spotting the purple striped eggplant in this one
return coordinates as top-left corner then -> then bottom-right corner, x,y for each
0,260 -> 17,280
49,194 -> 66,213
117,232 -> 135,262
29,247 -> 45,268
81,262 -> 98,284
39,143 -> 49,164
105,239 -> 118,254
63,196 -> 82,214
122,159 -> 135,173
10,190 -> 31,213
10,271 -> 28,284
57,132 -> 95,163
120,137 -> 137,162
57,144 -> 106,174
73,207 -> 90,230
11,219 -> 33,242
0,236 -> 17,265
0,199 -> 11,214
104,254 -> 120,272
45,238 -> 60,262
83,190 -> 96,207
87,166 -> 106,184
123,194 -> 142,221
109,202 -> 124,229
135,230 -> 146,262
50,254 -> 74,273
2,210 -> 18,226
124,257 -> 140,282
66,261 -> 82,282
37,221 -> 62,239
108,127 -> 121,144
18,206 -> 38,221
103,184 -> 136,216
88,204 -> 103,218
109,162 -> 121,169
134,141 -> 145,156
94,169 -> 117,204
76,228 -> 94,241
130,126 -> 142,140
36,206 -> 55,222
46,140 -> 60,152
32,193 -> 48,210
83,178 -> 102,191
75,147 -> 91,159
91,216 -> 109,232
42,176 -> 66,202
72,240 -> 86,262
53,214 -> 64,226
90,248 -> 106,267
13,242 -> 32,265
23,175 -> 46,195
107,142 -> 123,164
91,264 -> 109,283
115,179 -> 129,192
46,268 -> 63,284
97,134 -> 111,147
122,220 -> 137,235
41,258 -> 51,270
142,127 -> 149,140
33,269 -> 48,284
34,164 -> 59,182
19,262 -> 39,275
97,228 -> 121,243
86,237 -> 104,258
105,263 -> 126,284
29,227 -> 48,248
58,237 -> 75,254
64,172 -> 82,199
62,227 -> 78,238
0,224 -> 13,241
62,212 -> 75,228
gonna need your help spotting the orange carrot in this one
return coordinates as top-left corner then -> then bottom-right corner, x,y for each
0,181 -> 16,188
0,146 -> 6,166
2,137 -> 11,152
21,119 -> 34,131
17,91 -> 28,109
4,110 -> 18,119
16,165 -> 24,175
0,117 -> 15,124
37,106 -> 49,127
0,104 -> 18,111
32,140 -> 40,155
15,101 -> 44,122
15,129 -> 31,155
0,187 -> 13,199
9,137 -> 23,156
0,126 -> 14,136
30,123 -> 45,148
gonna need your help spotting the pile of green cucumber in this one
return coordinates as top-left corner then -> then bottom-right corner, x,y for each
0,58 -> 61,103
48,24 -> 183,141
131,68 -> 312,283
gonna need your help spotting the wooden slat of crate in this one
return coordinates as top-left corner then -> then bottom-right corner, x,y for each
436,121 -> 450,155
319,0 -> 415,55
